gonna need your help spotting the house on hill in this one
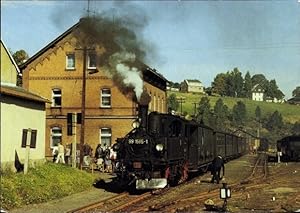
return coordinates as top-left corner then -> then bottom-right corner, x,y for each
180,79 -> 204,93
20,18 -> 168,159
287,97 -> 300,105
252,84 -> 265,101
1,40 -> 49,172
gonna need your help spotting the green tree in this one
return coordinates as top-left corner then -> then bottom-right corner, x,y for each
232,101 -> 247,126
213,98 -> 229,131
265,110 -> 283,131
292,122 -> 300,135
266,79 -> 284,100
292,86 -> 300,97
225,71 -> 235,97
196,97 -> 213,126
167,93 -> 179,111
232,68 -> 244,97
211,73 -> 227,96
251,74 -> 268,88
12,49 -> 29,65
243,71 -> 252,98
255,106 -> 261,122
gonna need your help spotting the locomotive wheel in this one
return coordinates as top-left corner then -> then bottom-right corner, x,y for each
167,166 -> 179,186
178,162 -> 189,184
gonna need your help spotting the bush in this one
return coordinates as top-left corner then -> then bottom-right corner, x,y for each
0,162 -> 97,210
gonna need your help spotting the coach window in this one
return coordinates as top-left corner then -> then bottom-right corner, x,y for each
66,53 -> 75,70
100,128 -> 112,147
101,88 -> 111,108
51,127 -> 62,148
52,89 -> 62,107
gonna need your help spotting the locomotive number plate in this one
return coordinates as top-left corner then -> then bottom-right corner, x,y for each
128,138 -> 149,144
133,161 -> 142,169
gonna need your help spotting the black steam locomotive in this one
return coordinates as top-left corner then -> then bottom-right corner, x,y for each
277,135 -> 300,161
113,101 -> 247,190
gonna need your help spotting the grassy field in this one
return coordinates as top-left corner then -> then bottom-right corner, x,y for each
169,91 -> 300,123
0,163 -> 98,210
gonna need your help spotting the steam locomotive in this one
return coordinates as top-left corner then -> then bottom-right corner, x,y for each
277,135 -> 300,161
113,99 -> 247,190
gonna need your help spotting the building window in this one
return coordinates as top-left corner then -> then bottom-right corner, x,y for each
52,88 -> 61,107
100,128 -> 111,147
101,88 -> 111,108
51,127 -> 62,148
66,53 -> 75,70
88,53 -> 97,69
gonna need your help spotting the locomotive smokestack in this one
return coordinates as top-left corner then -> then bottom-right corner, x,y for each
138,90 -> 151,129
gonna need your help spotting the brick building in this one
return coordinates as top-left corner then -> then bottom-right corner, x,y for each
20,19 -> 167,158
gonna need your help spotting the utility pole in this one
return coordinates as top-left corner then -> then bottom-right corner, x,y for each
177,97 -> 185,116
87,0 -> 91,17
80,47 -> 87,169
193,102 -> 198,117
76,46 -> 96,168
72,113 -> 77,168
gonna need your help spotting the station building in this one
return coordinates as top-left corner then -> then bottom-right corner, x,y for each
20,18 -> 168,159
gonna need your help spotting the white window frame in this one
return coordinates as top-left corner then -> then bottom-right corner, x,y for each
52,88 -> 62,107
100,128 -> 112,147
88,53 -> 97,69
50,127 -> 62,148
66,53 -> 75,70
101,88 -> 111,108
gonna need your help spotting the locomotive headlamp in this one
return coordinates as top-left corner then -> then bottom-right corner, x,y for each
132,119 -> 141,129
155,144 -> 164,152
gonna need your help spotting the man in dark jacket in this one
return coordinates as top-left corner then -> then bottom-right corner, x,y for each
210,155 -> 225,184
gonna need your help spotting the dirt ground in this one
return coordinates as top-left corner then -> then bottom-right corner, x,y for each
120,154 -> 300,212
197,154 -> 300,212
8,154 -> 300,213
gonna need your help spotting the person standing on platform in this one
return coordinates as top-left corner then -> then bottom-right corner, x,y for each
55,142 -> 65,164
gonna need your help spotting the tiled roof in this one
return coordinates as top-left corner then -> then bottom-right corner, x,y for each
252,84 -> 265,92
19,18 -> 167,84
287,96 -> 300,103
0,84 -> 50,103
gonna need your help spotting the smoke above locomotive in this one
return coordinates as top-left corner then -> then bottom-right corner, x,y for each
76,3 -> 155,102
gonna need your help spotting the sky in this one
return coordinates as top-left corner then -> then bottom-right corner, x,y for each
1,0 -> 300,99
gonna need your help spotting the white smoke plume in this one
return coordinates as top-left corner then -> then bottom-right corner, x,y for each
116,63 -> 143,101
110,51 -> 143,101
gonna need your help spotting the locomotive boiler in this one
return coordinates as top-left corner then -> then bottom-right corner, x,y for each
113,92 -> 247,190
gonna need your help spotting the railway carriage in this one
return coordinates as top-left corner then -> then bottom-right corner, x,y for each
214,131 -> 226,158
113,100 -> 247,190
187,122 -> 215,172
277,135 -> 300,161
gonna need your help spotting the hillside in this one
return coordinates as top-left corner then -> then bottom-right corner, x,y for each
168,91 -> 300,124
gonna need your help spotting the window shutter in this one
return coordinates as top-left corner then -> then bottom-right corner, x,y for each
67,113 -> 73,136
21,129 -> 28,148
30,130 -> 37,148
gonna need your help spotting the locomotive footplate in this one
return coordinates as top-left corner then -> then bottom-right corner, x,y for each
136,178 -> 167,189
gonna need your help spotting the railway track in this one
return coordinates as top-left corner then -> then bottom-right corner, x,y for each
241,152 -> 268,184
126,153 -> 271,212
69,154 -> 270,212
68,190 -> 155,212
